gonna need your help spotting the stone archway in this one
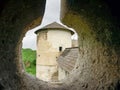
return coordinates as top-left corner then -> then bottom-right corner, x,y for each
0,0 -> 120,90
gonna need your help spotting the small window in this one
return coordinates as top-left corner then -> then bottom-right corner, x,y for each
43,32 -> 47,40
59,46 -> 62,52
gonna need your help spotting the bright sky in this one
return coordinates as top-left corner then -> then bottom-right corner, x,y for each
22,0 -> 77,50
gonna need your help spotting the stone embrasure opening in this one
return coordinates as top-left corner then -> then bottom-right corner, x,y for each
22,21 -> 79,84
0,0 -> 120,90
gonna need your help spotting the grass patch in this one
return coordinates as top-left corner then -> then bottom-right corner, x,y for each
22,48 -> 36,76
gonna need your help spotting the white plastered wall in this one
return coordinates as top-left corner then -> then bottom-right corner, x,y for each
36,29 -> 72,81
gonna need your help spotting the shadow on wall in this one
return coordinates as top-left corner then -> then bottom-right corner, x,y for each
0,84 -> 4,90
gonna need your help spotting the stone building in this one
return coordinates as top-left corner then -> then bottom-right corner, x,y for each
35,22 -> 75,82
72,40 -> 78,47
57,47 -> 79,81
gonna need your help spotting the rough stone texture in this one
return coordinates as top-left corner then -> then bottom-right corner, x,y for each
0,0 -> 120,90
0,0 -> 48,90
61,0 -> 120,90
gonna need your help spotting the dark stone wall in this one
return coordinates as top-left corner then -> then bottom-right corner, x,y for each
0,0 -> 47,90
61,0 -> 120,90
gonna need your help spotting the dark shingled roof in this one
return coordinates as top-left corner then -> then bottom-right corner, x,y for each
57,47 -> 79,73
35,22 -> 74,35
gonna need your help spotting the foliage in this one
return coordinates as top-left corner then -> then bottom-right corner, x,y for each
22,48 -> 36,75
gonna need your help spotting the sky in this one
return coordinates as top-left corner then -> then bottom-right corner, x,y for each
22,0 -> 77,50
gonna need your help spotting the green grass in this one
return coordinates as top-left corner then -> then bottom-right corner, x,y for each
22,48 -> 36,76
25,65 -> 36,75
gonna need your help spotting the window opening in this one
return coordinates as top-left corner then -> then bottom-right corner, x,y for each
22,0 -> 79,84
59,46 -> 62,52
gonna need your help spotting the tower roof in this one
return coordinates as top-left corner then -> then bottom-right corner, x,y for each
35,22 -> 74,34
57,47 -> 79,72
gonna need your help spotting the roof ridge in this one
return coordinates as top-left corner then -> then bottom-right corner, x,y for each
35,22 -> 75,35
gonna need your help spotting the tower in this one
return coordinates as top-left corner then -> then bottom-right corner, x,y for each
35,22 -> 74,82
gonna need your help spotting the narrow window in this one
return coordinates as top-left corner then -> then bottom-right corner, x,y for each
59,46 -> 62,52
43,31 -> 47,40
